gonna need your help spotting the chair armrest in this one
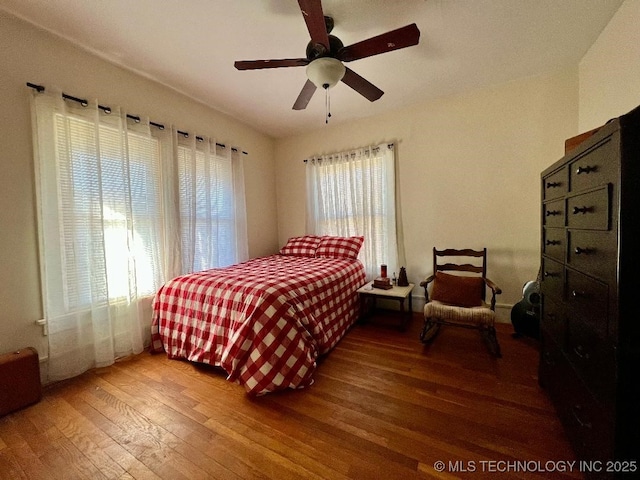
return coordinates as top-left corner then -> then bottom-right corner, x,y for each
420,274 -> 436,302
420,274 -> 436,288
483,277 -> 502,295
483,277 -> 501,310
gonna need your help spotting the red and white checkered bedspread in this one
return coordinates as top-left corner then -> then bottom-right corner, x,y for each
150,254 -> 366,395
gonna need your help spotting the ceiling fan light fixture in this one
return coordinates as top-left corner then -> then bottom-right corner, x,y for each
306,57 -> 346,89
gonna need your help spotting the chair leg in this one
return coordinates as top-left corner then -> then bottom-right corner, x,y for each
420,318 -> 440,343
482,326 -> 502,358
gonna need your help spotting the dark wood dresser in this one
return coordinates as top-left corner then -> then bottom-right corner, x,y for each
539,105 -> 640,478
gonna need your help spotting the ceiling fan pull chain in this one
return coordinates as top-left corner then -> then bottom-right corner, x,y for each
325,86 -> 332,124
325,87 -> 328,123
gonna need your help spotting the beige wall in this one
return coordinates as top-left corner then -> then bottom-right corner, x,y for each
275,69 -> 579,316
579,0 -> 640,131
0,11 -> 278,357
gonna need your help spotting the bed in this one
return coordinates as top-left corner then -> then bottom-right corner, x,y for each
150,235 -> 367,395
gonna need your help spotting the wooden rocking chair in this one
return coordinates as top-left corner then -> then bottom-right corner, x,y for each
420,248 -> 502,357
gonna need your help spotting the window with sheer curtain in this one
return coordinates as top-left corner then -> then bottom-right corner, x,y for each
176,139 -> 245,274
305,144 -> 399,280
31,91 -> 248,381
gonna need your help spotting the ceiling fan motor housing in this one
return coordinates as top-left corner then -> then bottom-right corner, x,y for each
306,34 -> 344,61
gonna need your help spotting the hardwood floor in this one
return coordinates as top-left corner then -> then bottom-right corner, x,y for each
0,313 -> 581,480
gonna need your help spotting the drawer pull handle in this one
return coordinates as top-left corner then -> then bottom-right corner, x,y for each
576,165 -> 596,175
546,240 -> 561,246
573,345 -> 590,360
544,271 -> 559,278
546,210 -> 561,217
572,206 -> 593,215
571,404 -> 592,429
571,289 -> 588,299
574,246 -> 591,255
543,351 -> 555,366
546,181 -> 561,188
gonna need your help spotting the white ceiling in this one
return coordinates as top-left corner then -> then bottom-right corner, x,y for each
1,0 -> 624,138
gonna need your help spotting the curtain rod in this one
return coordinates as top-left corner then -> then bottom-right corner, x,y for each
302,143 -> 394,163
27,82 -> 248,155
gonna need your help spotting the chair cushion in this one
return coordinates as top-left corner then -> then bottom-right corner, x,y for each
430,271 -> 484,307
424,301 -> 495,327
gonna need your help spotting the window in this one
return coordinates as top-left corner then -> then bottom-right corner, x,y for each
31,91 -> 248,380
306,144 -> 398,279
177,142 -> 237,273
52,112 -> 165,310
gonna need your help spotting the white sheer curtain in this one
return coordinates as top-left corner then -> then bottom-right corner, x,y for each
31,90 -> 248,381
175,134 -> 248,274
306,143 -> 398,280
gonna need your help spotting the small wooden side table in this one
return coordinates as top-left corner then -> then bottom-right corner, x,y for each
357,281 -> 415,329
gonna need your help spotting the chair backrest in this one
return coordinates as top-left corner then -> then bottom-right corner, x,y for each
433,248 -> 487,300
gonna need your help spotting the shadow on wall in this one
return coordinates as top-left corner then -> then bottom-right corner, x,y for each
489,247 -> 540,300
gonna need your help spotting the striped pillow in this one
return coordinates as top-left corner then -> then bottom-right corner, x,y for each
279,235 -> 321,257
316,236 -> 364,260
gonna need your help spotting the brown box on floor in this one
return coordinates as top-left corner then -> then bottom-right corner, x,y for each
0,347 -> 42,416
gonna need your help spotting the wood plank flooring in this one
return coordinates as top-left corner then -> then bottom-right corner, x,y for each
0,313 -> 581,480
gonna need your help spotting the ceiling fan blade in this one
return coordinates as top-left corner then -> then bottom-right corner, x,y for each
338,23 -> 420,62
297,0 -> 330,50
341,67 -> 384,102
292,79 -> 317,110
234,58 -> 309,70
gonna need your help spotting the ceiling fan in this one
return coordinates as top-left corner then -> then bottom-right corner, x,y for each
234,0 -> 421,111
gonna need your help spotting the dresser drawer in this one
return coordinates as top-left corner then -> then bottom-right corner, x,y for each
559,375 -> 615,469
543,228 -> 565,261
543,167 -> 567,201
566,269 -> 609,337
566,186 -> 610,231
538,329 -> 566,392
541,257 -> 564,302
540,330 -> 614,467
541,297 -> 566,348
567,230 -> 617,283
569,134 -> 618,193
567,318 -> 616,406
543,199 -> 565,228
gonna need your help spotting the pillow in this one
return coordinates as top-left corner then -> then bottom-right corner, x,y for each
315,236 -> 364,260
430,271 -> 484,307
279,235 -> 321,257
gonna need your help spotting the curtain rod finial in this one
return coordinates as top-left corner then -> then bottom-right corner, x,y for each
26,82 -> 45,93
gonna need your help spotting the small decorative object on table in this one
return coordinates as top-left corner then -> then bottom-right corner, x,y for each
373,276 -> 393,290
397,267 -> 409,287
380,264 -> 387,278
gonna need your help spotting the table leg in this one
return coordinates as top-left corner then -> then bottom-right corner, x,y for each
359,294 -> 376,323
